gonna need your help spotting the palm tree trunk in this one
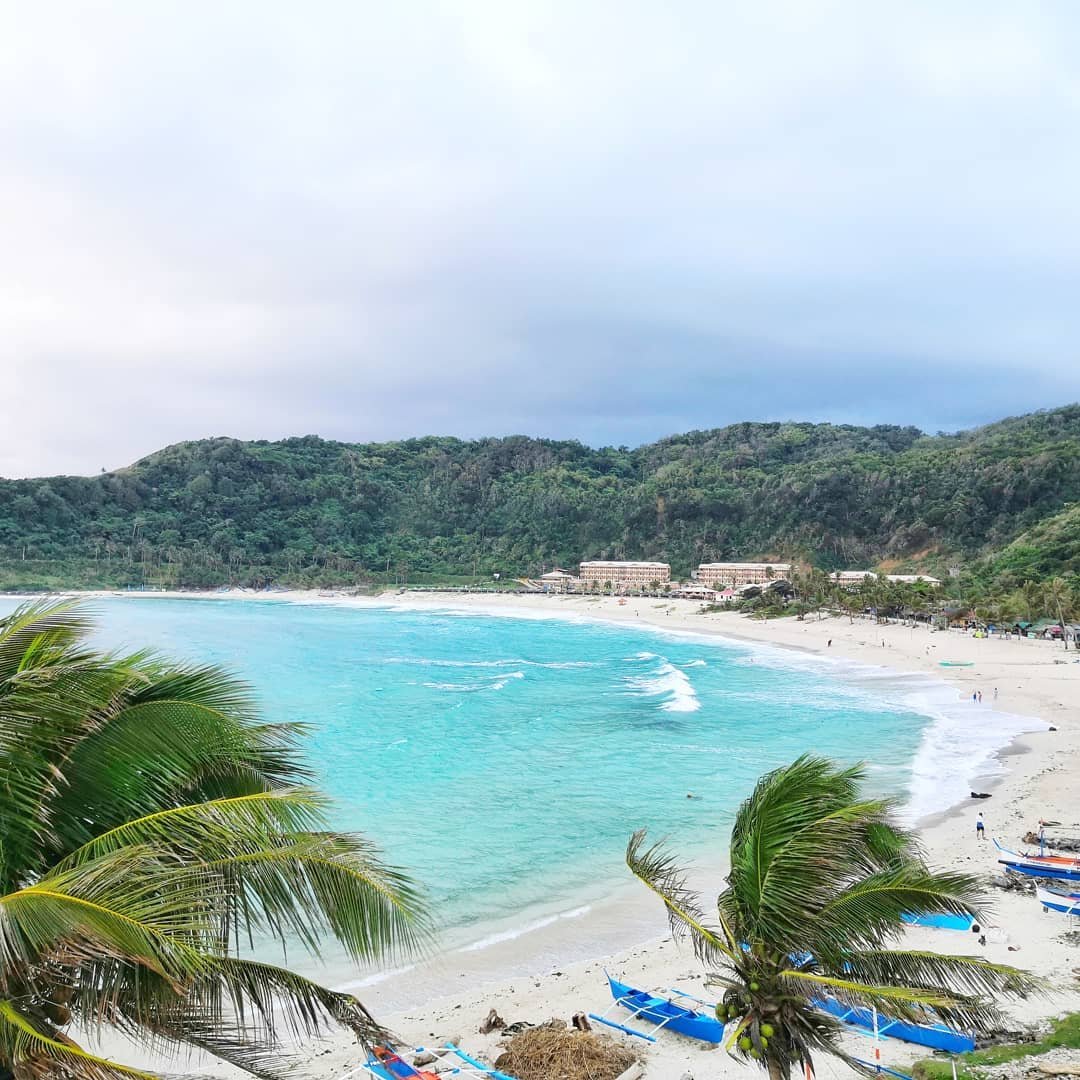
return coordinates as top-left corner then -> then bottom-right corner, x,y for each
768,1056 -> 784,1080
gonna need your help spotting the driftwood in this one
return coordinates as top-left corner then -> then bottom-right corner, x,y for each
1029,1066 -> 1080,1077
1024,831 -> 1080,853
479,1007 -> 506,1034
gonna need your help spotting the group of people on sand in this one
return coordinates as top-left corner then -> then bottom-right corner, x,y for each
971,688 -> 999,703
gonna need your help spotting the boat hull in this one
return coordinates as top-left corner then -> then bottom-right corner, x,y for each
814,997 -> 974,1054
995,841 -> 1080,881
999,858 -> 1080,881
607,976 -> 725,1044
1036,884 -> 1080,915
901,911 -> 975,931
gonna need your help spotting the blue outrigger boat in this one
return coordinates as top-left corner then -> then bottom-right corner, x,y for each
814,997 -> 974,1054
359,1044 -> 517,1080
995,839 -> 1080,882
1036,884 -> 1080,916
589,973 -> 726,1044
900,911 -> 975,931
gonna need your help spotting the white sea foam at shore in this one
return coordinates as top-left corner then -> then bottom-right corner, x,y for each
457,905 -> 593,953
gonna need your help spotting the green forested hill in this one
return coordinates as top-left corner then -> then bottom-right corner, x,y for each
2,405 -> 1079,589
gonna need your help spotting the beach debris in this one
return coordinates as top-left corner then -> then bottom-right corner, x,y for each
971,791 -> 993,799
571,1012 -> 592,1032
992,873 -> 1038,894
500,1021 -> 534,1036
494,1021 -> 641,1080
1025,831 -> 1080,852
479,1007 -> 506,1034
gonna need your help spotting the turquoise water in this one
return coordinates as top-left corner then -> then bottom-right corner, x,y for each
17,596 -> 937,948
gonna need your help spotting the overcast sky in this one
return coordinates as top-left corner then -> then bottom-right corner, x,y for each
3,2 -> 1080,477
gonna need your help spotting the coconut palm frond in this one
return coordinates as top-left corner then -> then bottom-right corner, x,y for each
0,599 -> 93,683
0,999 -> 158,1080
202,956 -> 387,1044
812,864 -> 986,952
2,850 -> 214,982
47,698 -> 302,857
72,954 -> 386,1069
55,790 -> 333,871
625,830 -> 735,963
200,834 -> 430,961
779,970 -> 968,1021
842,948 -> 1042,1001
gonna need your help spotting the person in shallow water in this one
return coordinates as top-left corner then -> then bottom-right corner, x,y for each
976,813 -> 986,840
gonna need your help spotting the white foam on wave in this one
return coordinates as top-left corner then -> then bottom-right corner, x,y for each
900,680 -> 1047,823
336,962 -> 418,991
387,656 -> 594,669
457,905 -> 593,953
624,655 -> 701,712
682,658 -> 707,667
423,670 -> 525,693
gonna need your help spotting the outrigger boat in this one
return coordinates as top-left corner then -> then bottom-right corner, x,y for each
995,839 -> 1080,881
589,973 -> 726,1044
900,911 -> 975,931
814,997 -> 975,1054
359,1044 -> 517,1080
1036,884 -> 1080,917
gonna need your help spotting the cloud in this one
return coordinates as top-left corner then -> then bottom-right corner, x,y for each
2,1 -> 1079,476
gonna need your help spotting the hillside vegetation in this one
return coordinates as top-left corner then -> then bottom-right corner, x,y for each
2,405 -> 1079,590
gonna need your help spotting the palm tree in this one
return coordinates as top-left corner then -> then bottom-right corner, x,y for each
1042,577 -> 1075,649
627,756 -> 1037,1080
0,601 -> 428,1080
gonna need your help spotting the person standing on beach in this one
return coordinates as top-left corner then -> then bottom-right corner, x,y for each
977,813 -> 986,840
978,690 -> 983,703
972,691 -> 977,703
994,687 -> 999,700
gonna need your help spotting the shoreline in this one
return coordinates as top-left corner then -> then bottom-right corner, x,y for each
15,588 -> 1080,1078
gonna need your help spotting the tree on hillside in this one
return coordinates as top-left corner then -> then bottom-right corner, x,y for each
1043,576 -> 1075,648
627,756 -> 1037,1080
0,602 -> 427,1080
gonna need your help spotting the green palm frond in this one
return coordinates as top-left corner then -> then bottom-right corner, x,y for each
69,954 -> 386,1070
47,699 -> 304,857
625,830 -> 736,964
779,969 -> 973,1020
54,790 -> 333,871
200,833 -> 430,960
812,863 -> 986,953
2,851 -> 213,983
0,599 -> 92,683
0,1000 -> 157,1080
842,948 -> 1042,1000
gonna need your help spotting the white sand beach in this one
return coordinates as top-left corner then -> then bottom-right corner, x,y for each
58,589 -> 1080,1078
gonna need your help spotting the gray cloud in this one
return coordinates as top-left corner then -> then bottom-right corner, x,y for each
3,1 -> 1080,476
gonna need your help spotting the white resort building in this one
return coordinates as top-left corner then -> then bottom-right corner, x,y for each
696,562 -> 792,587
831,571 -> 942,588
578,560 -> 671,589
537,569 -> 579,592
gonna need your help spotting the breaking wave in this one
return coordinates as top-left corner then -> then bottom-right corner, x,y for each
624,654 -> 701,712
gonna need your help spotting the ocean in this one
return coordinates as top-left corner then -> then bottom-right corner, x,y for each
0,595 -> 1042,1003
